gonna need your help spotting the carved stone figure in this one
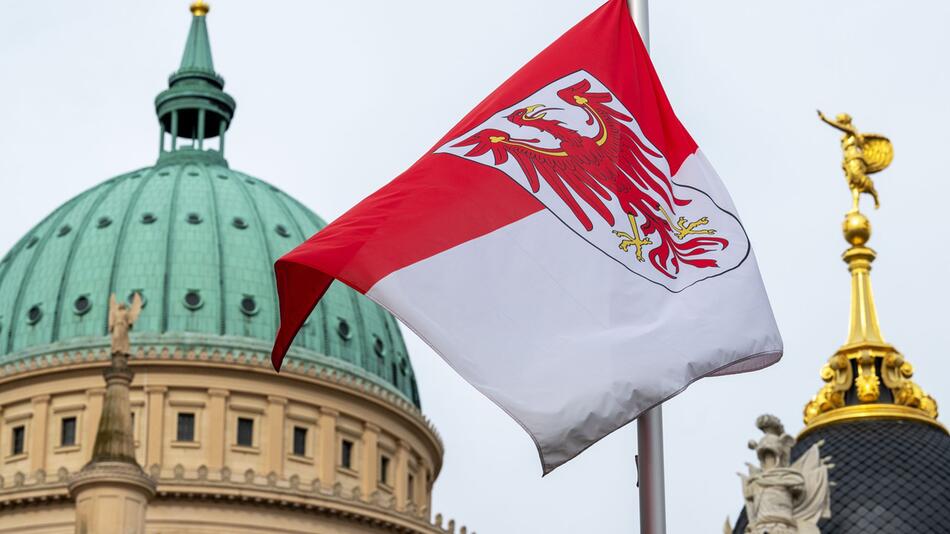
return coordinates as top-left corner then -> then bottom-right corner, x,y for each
817,110 -> 893,212
736,415 -> 833,534
108,292 -> 142,355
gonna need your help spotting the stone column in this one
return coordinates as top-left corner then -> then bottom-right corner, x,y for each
394,439 -> 410,511
266,396 -> 287,477
144,386 -> 166,469
318,407 -> 338,485
207,388 -> 229,471
84,389 -> 105,463
30,395 -> 50,474
69,352 -> 155,534
360,423 -> 380,500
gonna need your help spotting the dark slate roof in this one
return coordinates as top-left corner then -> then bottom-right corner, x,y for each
732,419 -> 950,533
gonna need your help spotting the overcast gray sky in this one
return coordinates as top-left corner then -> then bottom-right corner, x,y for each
2,1 -> 949,532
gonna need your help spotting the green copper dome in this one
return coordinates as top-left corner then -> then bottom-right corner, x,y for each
0,5 -> 420,407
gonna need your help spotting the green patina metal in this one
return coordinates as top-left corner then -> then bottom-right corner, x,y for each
0,7 -> 420,407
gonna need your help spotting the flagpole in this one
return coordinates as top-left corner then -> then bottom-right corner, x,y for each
628,2 -> 667,532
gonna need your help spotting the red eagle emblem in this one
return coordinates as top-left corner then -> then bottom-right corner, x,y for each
441,72 -> 748,291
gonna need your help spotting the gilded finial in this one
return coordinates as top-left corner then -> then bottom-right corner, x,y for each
190,0 -> 210,17
801,115 -> 942,435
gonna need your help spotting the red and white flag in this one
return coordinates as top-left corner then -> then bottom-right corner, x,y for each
272,0 -> 782,473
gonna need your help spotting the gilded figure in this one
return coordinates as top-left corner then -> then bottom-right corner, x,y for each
817,111 -> 893,212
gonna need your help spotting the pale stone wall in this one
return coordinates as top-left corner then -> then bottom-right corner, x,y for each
0,354 -> 460,533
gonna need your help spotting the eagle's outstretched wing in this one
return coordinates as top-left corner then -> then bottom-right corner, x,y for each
452,130 -> 615,231
862,134 -> 893,174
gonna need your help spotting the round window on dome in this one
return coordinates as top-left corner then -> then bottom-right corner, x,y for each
141,213 -> 157,224
57,225 -> 72,237
186,212 -> 203,225
337,318 -> 352,340
25,236 -> 38,249
373,337 -> 385,357
96,216 -> 112,229
187,171 -> 199,177
183,290 -> 203,310
275,224 -> 290,238
26,305 -> 42,325
73,295 -> 92,316
232,217 -> 248,229
400,358 -> 408,374
244,178 -> 255,185
240,295 -> 259,316
217,174 -> 228,180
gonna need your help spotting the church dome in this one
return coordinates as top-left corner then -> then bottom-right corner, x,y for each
0,6 -> 460,533
0,6 -> 419,408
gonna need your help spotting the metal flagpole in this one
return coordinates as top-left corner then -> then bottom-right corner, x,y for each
627,2 -> 667,533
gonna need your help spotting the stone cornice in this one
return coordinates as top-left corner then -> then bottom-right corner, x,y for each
0,464 -> 474,534
150,463 -> 467,534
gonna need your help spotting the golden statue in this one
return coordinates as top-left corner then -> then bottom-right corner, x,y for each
817,111 -> 893,212
108,293 -> 143,355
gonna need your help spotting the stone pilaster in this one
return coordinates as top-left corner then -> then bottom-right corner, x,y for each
266,396 -> 287,476
360,423 -> 380,499
207,388 -> 229,470
394,439 -> 410,511
143,386 -> 167,469
29,395 -> 50,474
318,407 -> 339,485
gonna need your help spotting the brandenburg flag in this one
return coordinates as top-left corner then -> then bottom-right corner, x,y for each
272,0 -> 782,473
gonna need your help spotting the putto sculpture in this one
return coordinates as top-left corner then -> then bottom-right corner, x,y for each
726,415 -> 833,534
108,292 -> 142,355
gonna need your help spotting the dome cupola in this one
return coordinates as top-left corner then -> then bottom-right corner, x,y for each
155,0 -> 236,166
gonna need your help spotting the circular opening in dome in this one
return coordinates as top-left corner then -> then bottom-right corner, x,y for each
217,174 -> 228,180
188,171 -> 199,177
275,225 -> 290,238
26,305 -> 42,325
73,295 -> 92,316
374,337 -> 385,357
337,319 -> 352,340
141,213 -> 157,224
96,216 -> 112,229
245,179 -> 255,185
127,290 -> 147,308
130,173 -> 141,179
240,296 -> 259,316
186,212 -> 203,225
400,358 -> 408,374
57,225 -> 72,237
183,290 -> 203,310
232,217 -> 248,229
159,171 -> 170,176
25,236 -> 38,249
269,186 -> 279,192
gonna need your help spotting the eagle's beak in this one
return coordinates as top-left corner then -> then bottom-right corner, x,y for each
522,104 -> 561,121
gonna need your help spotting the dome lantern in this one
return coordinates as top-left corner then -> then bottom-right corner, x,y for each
155,1 -> 235,166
